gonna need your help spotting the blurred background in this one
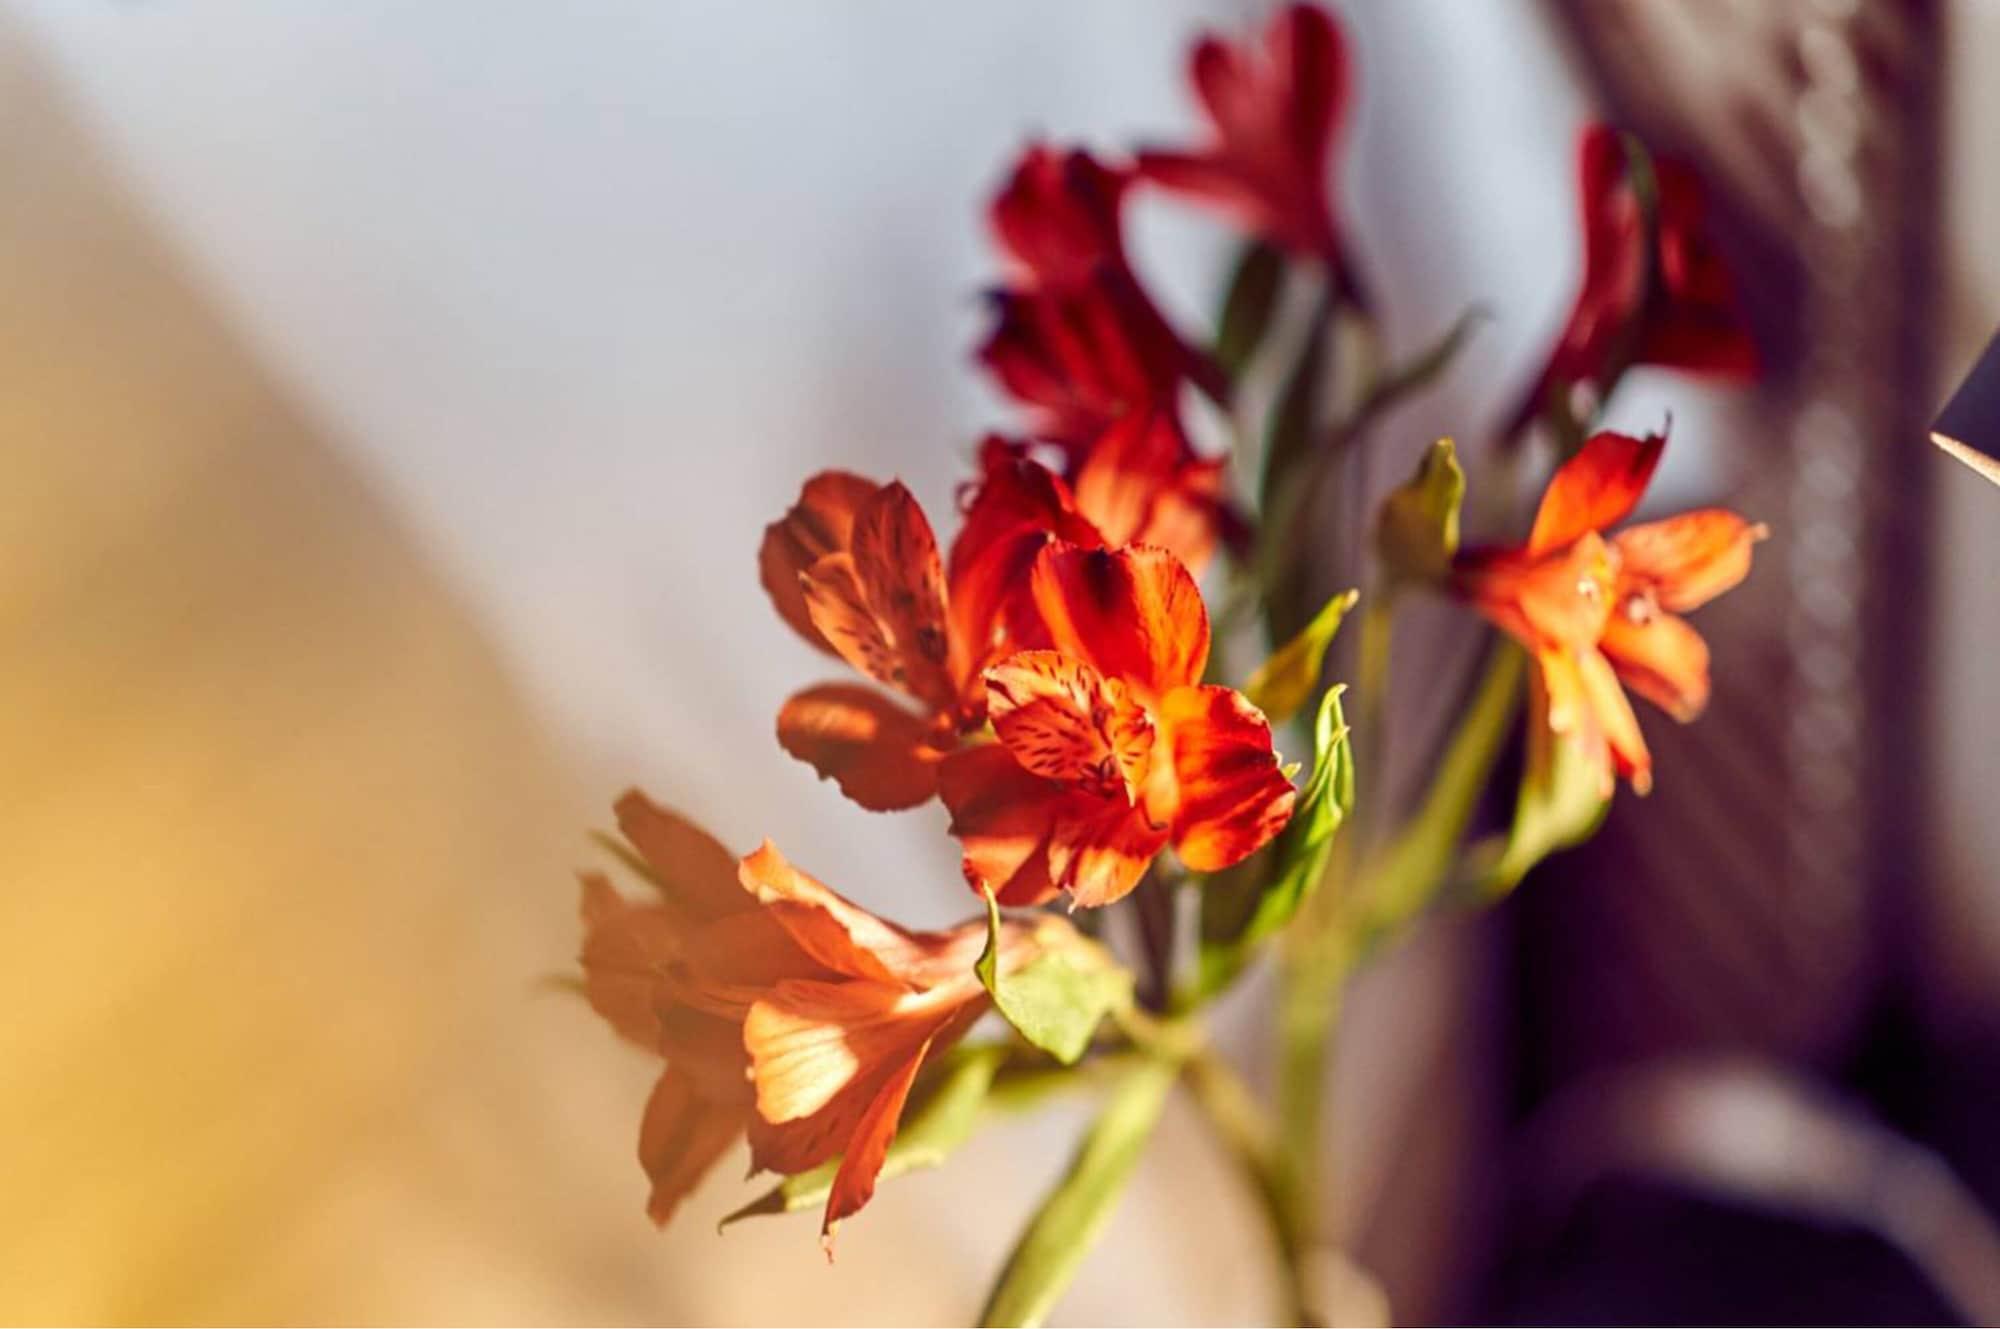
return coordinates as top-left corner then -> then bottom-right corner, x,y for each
4,0 -> 1999,1322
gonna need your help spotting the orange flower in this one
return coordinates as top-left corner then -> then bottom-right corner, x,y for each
1452,430 -> 1765,794
579,790 -> 1061,1244
940,542 -> 1296,907
762,473 -> 1064,811
971,416 -> 1231,579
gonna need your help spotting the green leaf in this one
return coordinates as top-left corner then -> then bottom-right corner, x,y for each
1354,644 -> 1524,952
1243,588 -> 1360,727
1258,295 -> 1334,525
1482,671 -> 1610,893
1375,437 -> 1465,585
1198,685 -> 1354,995
977,1057 -> 1181,1328
721,1042 -> 1009,1228
1214,239 -> 1287,379
978,891 -> 1131,1066
1349,305 -> 1487,423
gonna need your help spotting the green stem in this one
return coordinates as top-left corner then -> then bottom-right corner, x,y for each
1183,1047 -> 1315,1326
1275,914 -> 1351,1299
1351,594 -> 1396,853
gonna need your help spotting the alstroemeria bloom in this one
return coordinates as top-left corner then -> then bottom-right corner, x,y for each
763,472 -> 1075,811
1136,3 -> 1350,265
1452,431 -> 1766,794
1514,125 -> 1758,432
972,414 -> 1230,577
940,542 -> 1296,907
980,143 -> 1226,446
580,790 -> 1063,1242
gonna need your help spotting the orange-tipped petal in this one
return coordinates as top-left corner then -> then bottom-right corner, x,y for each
1027,542 -> 1210,700
938,744 -> 1062,906
849,482 -> 956,710
1048,795 -> 1170,908
637,1067 -> 745,1228
985,650 -> 1155,799
761,471 -> 883,655
1160,684 -> 1297,871
612,789 -> 746,920
777,682 -> 946,812
1612,509 -> 1766,612
822,1037 -> 936,1246
1527,431 -> 1664,556
1601,609 -> 1712,723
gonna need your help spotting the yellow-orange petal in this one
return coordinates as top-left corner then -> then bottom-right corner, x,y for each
1160,684 -> 1297,872
1601,608 -> 1711,723
637,1066 -> 745,1228
938,745 -> 1063,906
985,650 -> 1155,799
1027,542 -> 1210,701
612,789 -> 746,921
1613,508 -> 1765,612
777,682 -> 946,812
743,977 -> 948,1124
1527,430 -> 1664,556
760,471 -> 883,655
1048,794 -> 1171,908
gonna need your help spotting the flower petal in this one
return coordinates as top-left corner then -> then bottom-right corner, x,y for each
822,1032 -> 940,1244
760,471 -> 882,655
938,744 -> 1062,906
737,841 -> 927,986
1527,430 -> 1664,556
743,978 -> 929,1124
637,1066 -> 745,1227
612,789 -> 745,920
777,682 -> 946,812
1048,795 -> 1171,908
1027,542 -> 1210,699
1160,684 -> 1297,871
1069,411 -> 1224,574
1601,609 -> 1711,723
947,445 -> 1102,670
849,481 -> 956,709
1613,509 -> 1765,612
1575,644 -> 1651,794
578,874 -> 684,1049
985,649 -> 1155,799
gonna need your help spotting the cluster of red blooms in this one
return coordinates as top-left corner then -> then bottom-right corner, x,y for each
577,3 -> 1767,1256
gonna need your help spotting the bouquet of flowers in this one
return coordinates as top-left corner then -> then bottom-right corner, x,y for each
571,6 -> 1764,1323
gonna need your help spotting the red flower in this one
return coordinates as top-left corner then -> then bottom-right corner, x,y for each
579,791 -> 1070,1243
940,542 -> 1296,908
1452,430 -> 1766,794
761,471 -> 1079,811
1136,4 -> 1351,264
979,144 -> 1226,446
1517,125 -> 1758,430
